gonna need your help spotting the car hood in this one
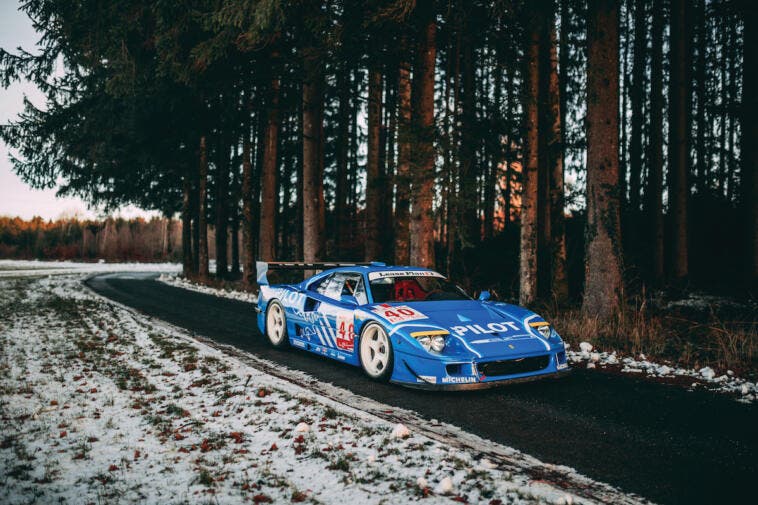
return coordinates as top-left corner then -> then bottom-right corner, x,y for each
363,300 -> 555,357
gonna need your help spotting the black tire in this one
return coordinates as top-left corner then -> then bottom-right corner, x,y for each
358,322 -> 394,381
264,301 -> 289,348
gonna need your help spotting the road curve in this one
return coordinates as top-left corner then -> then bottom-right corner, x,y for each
86,272 -> 757,505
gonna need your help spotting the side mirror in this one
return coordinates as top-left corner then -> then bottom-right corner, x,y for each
478,290 -> 491,302
340,294 -> 359,306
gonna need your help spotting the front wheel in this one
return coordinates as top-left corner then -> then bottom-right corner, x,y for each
358,323 -> 394,381
265,301 -> 289,348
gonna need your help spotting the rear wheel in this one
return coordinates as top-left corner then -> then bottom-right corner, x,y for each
265,301 -> 289,348
359,323 -> 394,381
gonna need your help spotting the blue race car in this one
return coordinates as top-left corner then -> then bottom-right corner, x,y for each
255,262 -> 570,390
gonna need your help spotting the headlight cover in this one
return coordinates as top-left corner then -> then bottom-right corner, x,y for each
529,321 -> 552,339
410,330 -> 449,353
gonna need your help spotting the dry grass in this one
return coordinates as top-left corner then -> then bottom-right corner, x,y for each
543,297 -> 758,377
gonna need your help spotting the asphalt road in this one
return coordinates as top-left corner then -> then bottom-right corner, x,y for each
86,273 -> 758,505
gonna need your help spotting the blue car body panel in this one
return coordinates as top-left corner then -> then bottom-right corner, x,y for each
256,265 -> 570,389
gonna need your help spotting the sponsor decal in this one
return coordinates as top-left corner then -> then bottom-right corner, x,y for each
371,305 -> 428,324
292,339 -> 306,349
267,288 -> 306,307
292,309 -> 323,324
449,321 -> 521,337
470,337 -> 507,344
335,311 -> 355,351
441,376 -> 477,384
368,270 -> 445,281
417,375 -> 437,384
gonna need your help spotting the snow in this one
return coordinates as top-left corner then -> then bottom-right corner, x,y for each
0,270 -> 651,504
699,367 -> 716,380
434,476 -> 454,495
578,342 -> 593,353
391,423 -> 410,439
568,347 -> 758,402
158,273 -> 258,304
0,259 -> 180,278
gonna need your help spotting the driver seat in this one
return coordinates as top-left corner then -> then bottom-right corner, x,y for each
394,279 -> 425,301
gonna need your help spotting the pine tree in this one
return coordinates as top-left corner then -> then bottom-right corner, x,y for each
259,50 -> 281,263
409,1 -> 437,269
520,1 -> 541,306
583,0 -> 623,318
668,0 -> 692,282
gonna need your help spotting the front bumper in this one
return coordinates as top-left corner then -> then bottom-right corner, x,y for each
391,367 -> 572,391
390,347 -> 570,391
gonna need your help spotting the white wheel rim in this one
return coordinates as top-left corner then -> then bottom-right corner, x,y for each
360,325 -> 390,376
267,303 -> 285,344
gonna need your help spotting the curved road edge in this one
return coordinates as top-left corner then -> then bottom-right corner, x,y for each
84,272 -> 651,505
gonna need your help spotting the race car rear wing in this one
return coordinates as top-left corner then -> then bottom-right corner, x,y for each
256,261 -> 379,285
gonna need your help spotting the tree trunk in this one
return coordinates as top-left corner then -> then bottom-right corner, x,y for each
629,0 -> 646,213
302,46 -> 324,265
484,50 -> 500,241
668,0 -> 691,282
519,3 -> 540,306
383,68 -> 396,259
619,0 -> 630,207
459,21 -> 478,250
648,0 -> 665,285
191,176 -> 199,273
242,103 -> 256,287
395,49 -> 411,265
181,175 -> 192,276
409,2 -> 437,269
546,17 -> 568,303
259,58 -> 280,262
335,62 -> 351,259
742,0 -> 757,281
583,0 -> 623,319
559,0 -> 569,151
215,140 -> 229,278
197,135 -> 210,279
695,0 -> 707,194
537,4 -> 552,300
230,142 -> 240,276
365,66 -> 383,261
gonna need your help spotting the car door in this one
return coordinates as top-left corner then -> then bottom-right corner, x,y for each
316,272 -> 366,354
297,273 -> 339,349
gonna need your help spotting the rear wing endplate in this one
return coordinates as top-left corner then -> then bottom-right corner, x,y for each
255,261 -> 378,285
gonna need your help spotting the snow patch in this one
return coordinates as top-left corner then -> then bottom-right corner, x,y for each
158,273 -> 258,304
579,342 -> 593,353
391,423 -> 410,439
568,349 -> 757,402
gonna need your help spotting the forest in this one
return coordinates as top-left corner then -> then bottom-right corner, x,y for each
0,0 -> 754,325
0,216 -> 184,261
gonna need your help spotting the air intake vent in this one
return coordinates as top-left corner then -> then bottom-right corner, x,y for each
478,355 -> 550,376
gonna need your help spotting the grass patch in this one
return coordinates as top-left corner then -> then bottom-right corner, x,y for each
544,296 -> 757,376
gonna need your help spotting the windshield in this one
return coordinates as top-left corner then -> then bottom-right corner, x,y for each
368,272 -> 470,303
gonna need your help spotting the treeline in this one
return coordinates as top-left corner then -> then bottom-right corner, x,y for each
0,217 -> 184,262
0,0 -> 754,319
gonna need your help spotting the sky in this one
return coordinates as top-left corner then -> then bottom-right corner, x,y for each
0,2 -> 155,221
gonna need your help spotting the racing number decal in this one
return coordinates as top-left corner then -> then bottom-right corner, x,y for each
335,312 -> 355,351
371,305 -> 428,324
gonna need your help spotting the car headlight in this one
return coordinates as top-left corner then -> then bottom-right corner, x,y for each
431,335 -> 446,352
529,321 -> 552,339
410,330 -> 449,352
